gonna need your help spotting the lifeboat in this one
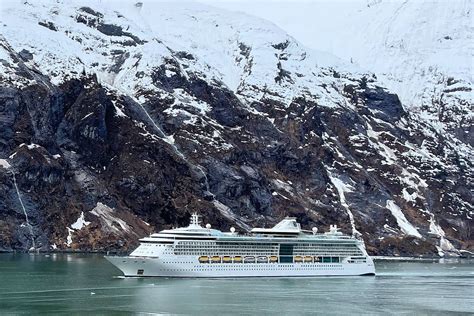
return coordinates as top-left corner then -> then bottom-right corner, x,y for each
257,256 -> 268,263
304,256 -> 313,263
233,256 -> 243,263
269,256 -> 278,263
294,256 -> 303,263
211,256 -> 221,263
314,256 -> 321,263
222,256 -> 232,263
244,256 -> 256,263
198,256 -> 209,263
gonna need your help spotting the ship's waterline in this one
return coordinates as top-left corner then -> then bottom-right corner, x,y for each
105,214 -> 375,277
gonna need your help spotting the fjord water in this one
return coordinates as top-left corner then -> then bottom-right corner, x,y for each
0,254 -> 472,315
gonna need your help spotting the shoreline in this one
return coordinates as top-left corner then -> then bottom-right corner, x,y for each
372,256 -> 448,262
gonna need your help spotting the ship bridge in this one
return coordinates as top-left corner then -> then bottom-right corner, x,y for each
140,213 -> 223,243
250,217 -> 303,237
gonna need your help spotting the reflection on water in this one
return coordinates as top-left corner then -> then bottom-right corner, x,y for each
0,254 -> 472,315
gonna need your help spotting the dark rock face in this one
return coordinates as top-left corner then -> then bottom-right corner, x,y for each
75,7 -> 145,46
0,75 -> 218,252
0,2 -> 472,256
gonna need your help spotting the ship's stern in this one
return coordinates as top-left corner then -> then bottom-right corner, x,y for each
363,256 -> 376,276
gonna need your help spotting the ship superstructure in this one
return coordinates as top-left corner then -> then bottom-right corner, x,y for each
105,214 -> 375,277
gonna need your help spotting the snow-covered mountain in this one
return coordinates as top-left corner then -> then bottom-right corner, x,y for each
0,0 -> 472,256
211,0 -> 473,147
315,0 -> 473,149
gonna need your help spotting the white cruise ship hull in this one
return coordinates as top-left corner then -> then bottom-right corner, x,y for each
105,256 -> 376,277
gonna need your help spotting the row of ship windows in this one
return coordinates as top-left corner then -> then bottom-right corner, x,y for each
139,266 -> 344,273
174,246 -> 359,251
161,258 -> 343,264
181,250 -> 353,253
174,247 -> 360,250
174,248 -> 280,251
139,245 -> 362,256
173,248 -> 362,251
127,260 -> 350,268
135,251 -> 362,257
174,247 -> 359,250
173,252 -> 363,256
177,242 -> 357,247
173,246 -> 361,250
143,242 -> 359,248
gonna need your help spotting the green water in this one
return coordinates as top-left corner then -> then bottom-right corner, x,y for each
0,254 -> 472,315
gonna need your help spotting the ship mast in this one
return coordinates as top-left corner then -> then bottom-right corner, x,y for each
190,213 -> 201,227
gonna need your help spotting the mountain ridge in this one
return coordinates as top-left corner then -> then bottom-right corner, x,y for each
0,0 -> 472,256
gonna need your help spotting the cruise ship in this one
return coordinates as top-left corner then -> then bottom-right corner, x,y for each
105,214 -> 375,277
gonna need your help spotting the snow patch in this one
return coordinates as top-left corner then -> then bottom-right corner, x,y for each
366,124 -> 397,165
0,159 -> 11,169
165,69 -> 175,77
90,202 -> 130,233
65,212 -> 91,246
272,179 -> 293,195
213,200 -> 251,231
402,188 -> 418,203
328,174 -> 360,236
113,105 -> 127,118
66,227 -> 74,247
70,212 -> 90,230
385,200 -> 421,238
428,217 -> 459,256
20,143 -> 40,150
165,135 -> 175,144
82,113 -> 94,120
400,169 -> 428,190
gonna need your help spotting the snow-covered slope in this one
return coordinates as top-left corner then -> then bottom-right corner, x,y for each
0,0 -> 472,256
324,0 -> 473,146
209,0 -> 473,146
1,0 -> 354,102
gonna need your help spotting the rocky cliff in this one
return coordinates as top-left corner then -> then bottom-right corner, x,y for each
0,0 -> 472,256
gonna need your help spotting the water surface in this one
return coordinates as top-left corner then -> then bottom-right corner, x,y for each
0,254 -> 472,315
